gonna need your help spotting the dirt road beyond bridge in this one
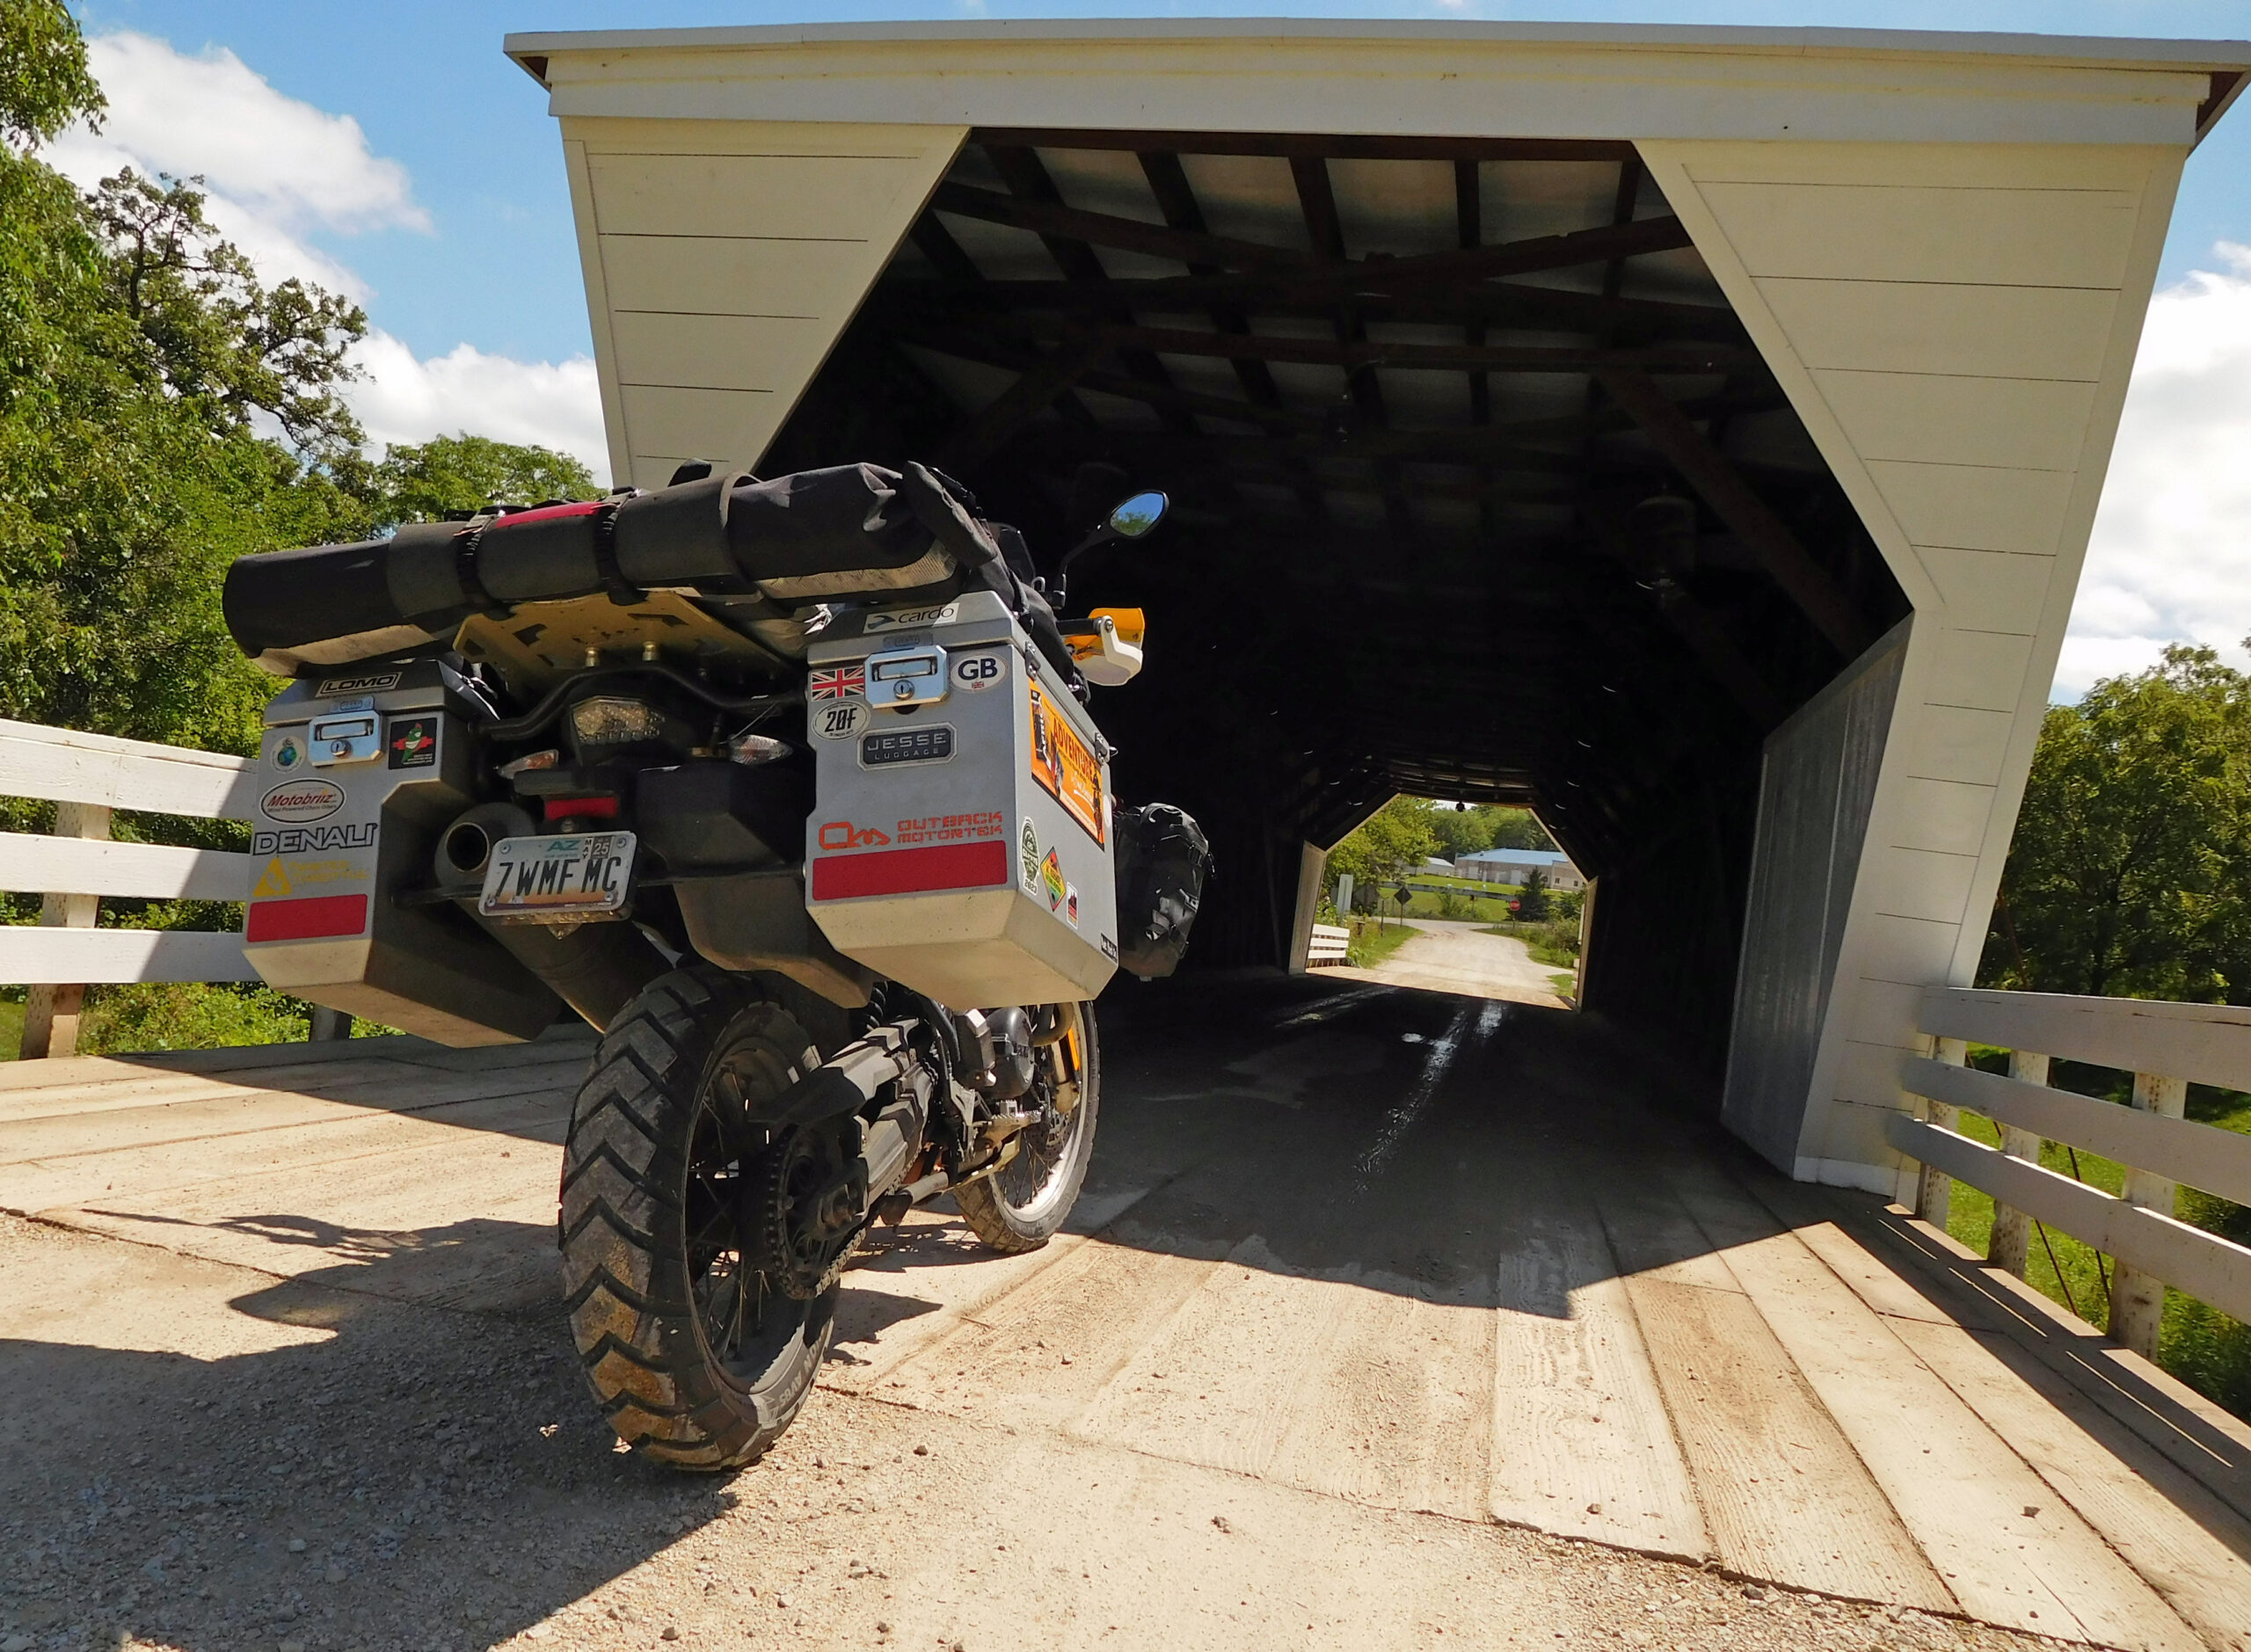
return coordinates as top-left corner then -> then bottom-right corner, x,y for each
4,973 -> 2250,1652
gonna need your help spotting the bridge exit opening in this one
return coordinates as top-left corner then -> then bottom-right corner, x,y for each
759,127 -> 1911,1097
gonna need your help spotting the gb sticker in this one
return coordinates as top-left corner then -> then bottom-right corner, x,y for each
953,651 -> 1007,692
813,701 -> 872,741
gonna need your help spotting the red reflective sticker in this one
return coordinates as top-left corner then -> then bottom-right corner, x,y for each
245,894 -> 369,942
811,841 -> 1009,901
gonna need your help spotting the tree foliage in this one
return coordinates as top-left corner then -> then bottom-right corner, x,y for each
371,433 -> 599,528
1327,797 -> 1441,893
1984,644 -> 2251,1001
0,0 -> 101,146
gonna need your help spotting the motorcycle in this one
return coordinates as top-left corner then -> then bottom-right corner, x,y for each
220,459 -> 1211,1468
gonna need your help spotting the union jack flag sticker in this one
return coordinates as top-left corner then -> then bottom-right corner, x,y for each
809,665 -> 865,700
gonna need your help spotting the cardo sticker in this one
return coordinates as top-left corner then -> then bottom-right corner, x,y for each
952,651 -> 1006,692
812,700 -> 872,741
260,780 -> 344,824
863,602 -> 959,635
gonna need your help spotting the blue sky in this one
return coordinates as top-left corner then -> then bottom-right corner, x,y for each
72,0 -> 2251,366
54,2 -> 2251,697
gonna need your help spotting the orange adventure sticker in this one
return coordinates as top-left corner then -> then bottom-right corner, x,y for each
1027,680 -> 1104,846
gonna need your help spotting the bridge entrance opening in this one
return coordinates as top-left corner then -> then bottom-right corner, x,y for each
760,129 -> 1910,1091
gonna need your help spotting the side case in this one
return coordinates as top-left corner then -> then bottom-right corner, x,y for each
240,660 -> 558,1044
805,592 -> 1119,1008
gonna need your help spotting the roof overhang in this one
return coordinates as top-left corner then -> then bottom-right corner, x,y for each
506,19 -> 2249,149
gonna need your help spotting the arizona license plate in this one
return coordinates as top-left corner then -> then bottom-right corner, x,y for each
478,832 -> 637,920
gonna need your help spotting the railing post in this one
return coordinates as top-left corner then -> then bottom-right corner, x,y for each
18,802 -> 113,1059
2109,1070 -> 2187,1359
1915,1036 -> 1967,1232
1988,1050 -> 2049,1277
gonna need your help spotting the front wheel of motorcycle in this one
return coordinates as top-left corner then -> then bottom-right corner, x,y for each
953,1001 -> 1101,1254
559,966 -> 834,1471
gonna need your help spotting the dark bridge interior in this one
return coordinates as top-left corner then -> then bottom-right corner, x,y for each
761,129 -> 1910,1076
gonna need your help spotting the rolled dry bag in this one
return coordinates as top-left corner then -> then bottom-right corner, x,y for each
222,520 -> 478,675
1112,803 -> 1211,979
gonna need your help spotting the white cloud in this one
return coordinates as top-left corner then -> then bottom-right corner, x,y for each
2058,244 -> 2251,699
352,334 -> 610,485
50,30 -> 608,485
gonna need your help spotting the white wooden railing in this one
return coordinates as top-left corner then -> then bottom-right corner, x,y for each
1308,922 -> 1349,966
1896,986 -> 2251,1361
2,718 -> 260,1057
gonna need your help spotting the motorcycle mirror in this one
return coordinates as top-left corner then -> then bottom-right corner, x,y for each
1106,491 -> 1168,541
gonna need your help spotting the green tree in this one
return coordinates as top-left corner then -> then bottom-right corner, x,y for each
372,432 -> 600,527
1327,797 -> 1440,896
1516,867 -> 1552,923
0,0 -> 101,146
1489,807 -> 1557,852
1983,644 -> 2251,1001
1426,804 -> 1497,858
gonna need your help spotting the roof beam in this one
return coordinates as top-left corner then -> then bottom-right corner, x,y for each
961,316 -> 1753,375
929,182 -> 1694,302
967,128 -> 1637,164
1292,154 -> 1413,535
1596,368 -> 1874,658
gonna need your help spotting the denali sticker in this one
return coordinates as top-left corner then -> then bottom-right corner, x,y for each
260,780 -> 345,823
314,671 -> 403,697
252,822 -> 377,855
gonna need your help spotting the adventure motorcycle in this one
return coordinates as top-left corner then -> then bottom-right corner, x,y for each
219,459 -> 1211,1468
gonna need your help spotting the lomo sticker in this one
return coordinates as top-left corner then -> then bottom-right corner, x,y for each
260,780 -> 344,824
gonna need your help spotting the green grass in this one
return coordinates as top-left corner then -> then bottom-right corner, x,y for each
1400,888 -> 1519,922
1345,918 -> 1421,969
0,996 -> 23,1061
1480,917 -> 1581,969
1941,1066 -> 2251,1422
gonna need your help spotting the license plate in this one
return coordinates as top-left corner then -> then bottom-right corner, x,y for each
478,832 -> 637,920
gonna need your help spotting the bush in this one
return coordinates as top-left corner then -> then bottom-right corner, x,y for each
77,982 -> 310,1054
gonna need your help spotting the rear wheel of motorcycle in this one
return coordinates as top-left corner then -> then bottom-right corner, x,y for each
953,1002 -> 1100,1253
559,965 -> 834,1471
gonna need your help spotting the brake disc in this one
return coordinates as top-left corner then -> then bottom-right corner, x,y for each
748,1124 -> 863,1300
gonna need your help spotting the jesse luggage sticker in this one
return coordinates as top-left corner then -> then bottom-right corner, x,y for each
1027,680 -> 1105,846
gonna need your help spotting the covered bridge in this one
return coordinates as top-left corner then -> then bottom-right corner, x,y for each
499,19 -> 2248,1197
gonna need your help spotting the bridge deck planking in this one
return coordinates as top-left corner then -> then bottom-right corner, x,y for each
8,992 -> 2251,1645
1670,1164 -> 2200,1648
1489,1211 -> 1712,1561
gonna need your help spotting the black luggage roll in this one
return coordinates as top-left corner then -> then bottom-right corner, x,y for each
222,520 -> 477,675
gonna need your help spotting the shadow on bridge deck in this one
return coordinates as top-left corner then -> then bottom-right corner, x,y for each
3,972 -> 2249,1649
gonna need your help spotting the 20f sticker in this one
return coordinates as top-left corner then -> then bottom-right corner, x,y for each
813,701 -> 871,741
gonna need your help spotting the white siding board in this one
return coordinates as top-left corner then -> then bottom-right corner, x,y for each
1807,372 -> 2099,472
1861,462 -> 2079,557
1861,847 -> 1980,928
600,235 -> 856,318
1752,280 -> 2119,381
1855,913 -> 1963,985
1689,182 -> 2139,287
1883,777 -> 1997,858
616,385 -> 777,480
586,151 -> 948,239
1821,1095 -> 1910,1172
1891,704 -> 2014,786
1912,549 -> 2058,633
1831,1041 -> 1916,1111
608,309 -> 842,394
1922,628 -> 2034,713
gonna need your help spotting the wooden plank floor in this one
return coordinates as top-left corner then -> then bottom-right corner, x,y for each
5,977 -> 2251,1650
